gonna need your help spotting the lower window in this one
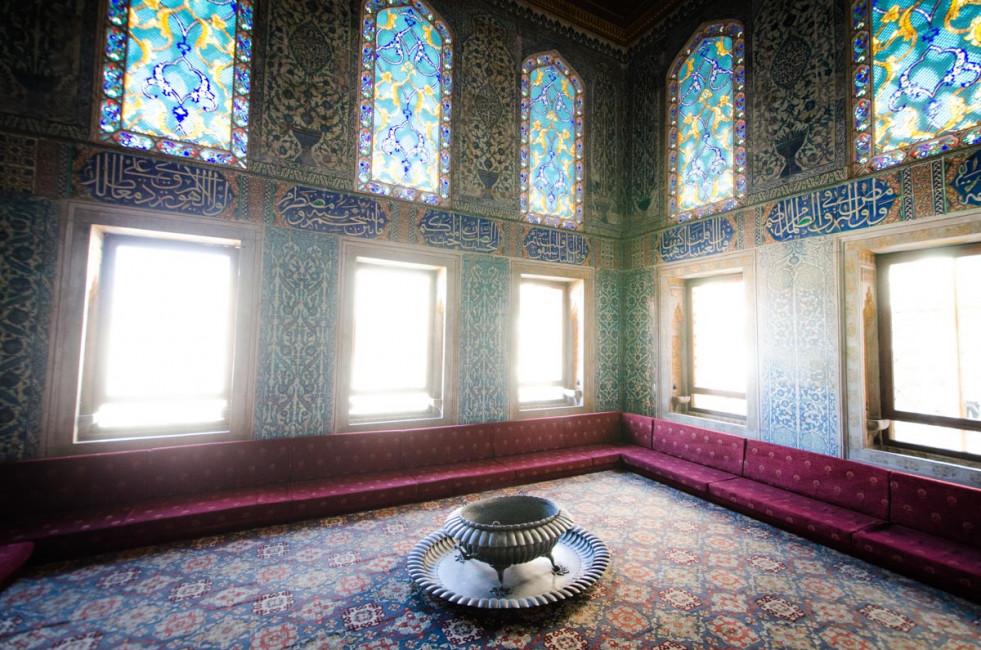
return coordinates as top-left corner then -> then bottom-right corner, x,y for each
877,243 -> 981,458
686,274 -> 747,419
45,205 -> 260,453
335,243 -> 459,430
511,263 -> 591,418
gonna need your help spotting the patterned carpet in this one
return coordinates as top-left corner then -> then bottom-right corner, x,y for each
1,470 -> 979,649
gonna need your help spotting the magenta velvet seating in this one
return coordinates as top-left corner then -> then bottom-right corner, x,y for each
622,413 -> 654,448
651,420 -> 746,475
288,431 -> 418,517
0,542 -> 33,592
853,472 -> 981,601
622,447 -> 739,495
620,420 -> 742,495
562,411 -> 631,469
403,423 -> 513,498
0,450 -> 153,559
492,416 -> 612,481
123,439 -> 294,545
709,440 -> 888,548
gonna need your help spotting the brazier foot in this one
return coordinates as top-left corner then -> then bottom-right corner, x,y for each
547,552 -> 569,576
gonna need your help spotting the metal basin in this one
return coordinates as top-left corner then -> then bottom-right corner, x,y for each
443,495 -> 574,589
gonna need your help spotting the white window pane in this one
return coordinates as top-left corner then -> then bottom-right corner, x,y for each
349,392 -> 432,417
956,255 -> 981,423
888,258 -> 961,418
351,265 -> 433,393
94,399 -> 227,430
103,244 -> 233,400
518,283 -> 564,396
519,385 -> 566,404
892,420 -> 980,456
692,394 -> 747,416
690,279 -> 746,394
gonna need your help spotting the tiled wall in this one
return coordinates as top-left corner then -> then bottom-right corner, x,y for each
0,0 -> 980,466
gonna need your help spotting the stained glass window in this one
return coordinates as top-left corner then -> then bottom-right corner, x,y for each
97,0 -> 253,167
520,52 -> 584,230
853,0 -> 981,172
357,0 -> 452,206
667,22 -> 745,222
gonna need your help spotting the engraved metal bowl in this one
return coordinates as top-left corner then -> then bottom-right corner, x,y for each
443,495 -> 574,585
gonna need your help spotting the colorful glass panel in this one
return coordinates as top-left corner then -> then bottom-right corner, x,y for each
853,0 -> 981,172
357,0 -> 452,206
98,0 -> 252,167
520,53 -> 584,230
668,22 -> 745,222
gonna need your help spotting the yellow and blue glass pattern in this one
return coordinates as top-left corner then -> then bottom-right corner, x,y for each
853,0 -> 981,172
668,22 -> 745,222
520,53 -> 584,230
357,0 -> 452,206
98,0 -> 252,167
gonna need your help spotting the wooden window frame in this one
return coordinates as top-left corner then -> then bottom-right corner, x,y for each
876,242 -> 981,459
684,273 -> 747,421
43,203 -> 261,456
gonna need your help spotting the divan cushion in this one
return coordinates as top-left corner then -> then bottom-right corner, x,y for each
496,448 -> 596,482
409,460 -> 514,499
0,542 -> 33,590
563,412 -> 622,446
622,413 -> 654,448
854,524 -> 980,601
0,506 -> 133,545
622,448 -> 737,495
710,478 -> 883,546
289,471 -> 418,517
652,420 -> 745,475
403,423 -> 495,468
124,486 -> 292,540
887,472 -> 981,547
743,441 -> 889,519
290,431 -> 404,480
0,450 -> 152,515
492,416 -> 571,457
145,439 -> 292,498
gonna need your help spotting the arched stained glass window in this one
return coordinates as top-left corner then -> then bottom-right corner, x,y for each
667,22 -> 745,222
520,52 -> 584,230
852,0 -> 981,172
97,0 -> 253,167
357,0 -> 452,206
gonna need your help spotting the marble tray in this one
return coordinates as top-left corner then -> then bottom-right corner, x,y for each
407,526 -> 610,608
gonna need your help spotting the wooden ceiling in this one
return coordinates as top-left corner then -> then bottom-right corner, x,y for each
524,0 -> 688,46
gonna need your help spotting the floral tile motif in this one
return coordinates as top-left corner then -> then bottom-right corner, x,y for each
595,270 -> 621,412
1,472 -> 979,648
0,197 -> 58,462
458,255 -> 509,424
757,238 -> 841,455
254,227 -> 338,438
621,269 -> 656,416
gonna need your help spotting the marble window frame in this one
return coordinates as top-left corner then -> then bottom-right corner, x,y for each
657,249 -> 759,436
334,240 -> 460,432
42,203 -> 262,456
839,209 -> 981,482
509,261 -> 593,420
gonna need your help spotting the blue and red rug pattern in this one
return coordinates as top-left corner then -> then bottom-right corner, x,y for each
1,471 -> 979,648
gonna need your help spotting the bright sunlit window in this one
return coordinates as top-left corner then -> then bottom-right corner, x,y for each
349,259 -> 441,420
513,270 -> 586,415
87,236 -> 237,433
878,244 -> 981,458
336,244 -> 457,431
687,275 -> 747,419
45,207 -> 259,454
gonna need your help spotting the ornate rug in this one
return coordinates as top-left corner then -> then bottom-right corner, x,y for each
1,470 -> 979,649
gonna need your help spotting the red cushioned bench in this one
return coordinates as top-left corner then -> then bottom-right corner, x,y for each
1,412 -> 978,602
709,440 -> 890,551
